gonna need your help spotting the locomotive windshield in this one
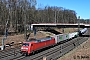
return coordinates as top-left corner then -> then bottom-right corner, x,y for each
22,43 -> 29,46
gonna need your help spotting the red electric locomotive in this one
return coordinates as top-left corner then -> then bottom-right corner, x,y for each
21,36 -> 55,56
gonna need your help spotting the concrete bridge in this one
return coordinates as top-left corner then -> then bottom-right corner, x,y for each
31,23 -> 90,30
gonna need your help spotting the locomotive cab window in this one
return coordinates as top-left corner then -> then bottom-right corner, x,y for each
22,43 -> 29,46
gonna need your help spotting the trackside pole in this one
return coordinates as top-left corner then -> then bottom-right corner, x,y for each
43,56 -> 46,60
1,37 -> 4,50
1,20 -> 8,50
1,31 -> 7,50
34,28 -> 36,38
78,16 -> 80,31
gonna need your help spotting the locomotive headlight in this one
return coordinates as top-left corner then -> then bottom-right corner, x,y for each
25,48 -> 28,50
21,47 -> 23,49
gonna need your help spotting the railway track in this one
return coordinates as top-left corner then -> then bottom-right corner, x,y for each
0,28 -> 89,60
9,36 -> 88,60
5,38 -> 76,60
10,43 -> 63,60
14,29 -> 89,60
0,45 -> 21,60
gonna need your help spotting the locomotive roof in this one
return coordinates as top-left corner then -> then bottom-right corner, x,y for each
26,36 -> 52,42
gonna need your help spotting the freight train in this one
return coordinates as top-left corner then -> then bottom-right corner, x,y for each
20,28 -> 87,56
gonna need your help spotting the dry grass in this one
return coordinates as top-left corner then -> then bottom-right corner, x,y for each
63,28 -> 78,33
0,34 -> 24,45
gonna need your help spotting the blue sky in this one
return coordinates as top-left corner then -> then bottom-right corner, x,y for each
36,0 -> 90,19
